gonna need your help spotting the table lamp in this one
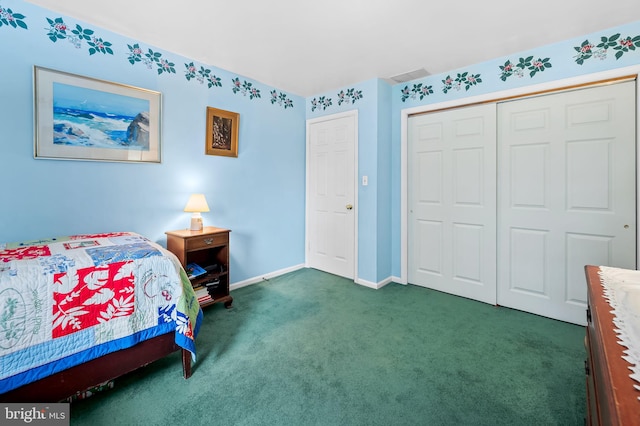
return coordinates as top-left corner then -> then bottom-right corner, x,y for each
184,193 -> 210,231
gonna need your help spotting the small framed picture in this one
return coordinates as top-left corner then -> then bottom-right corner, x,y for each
205,106 -> 239,157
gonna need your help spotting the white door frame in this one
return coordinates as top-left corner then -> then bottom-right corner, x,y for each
305,109 -> 359,282
400,65 -> 640,285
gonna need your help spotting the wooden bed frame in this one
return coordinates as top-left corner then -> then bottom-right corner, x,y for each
0,331 -> 192,402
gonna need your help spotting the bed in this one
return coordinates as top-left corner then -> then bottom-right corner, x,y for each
0,231 -> 203,402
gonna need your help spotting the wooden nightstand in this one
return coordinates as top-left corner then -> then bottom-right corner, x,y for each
165,226 -> 232,308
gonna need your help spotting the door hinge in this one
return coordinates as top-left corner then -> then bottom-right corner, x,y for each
584,359 -> 590,376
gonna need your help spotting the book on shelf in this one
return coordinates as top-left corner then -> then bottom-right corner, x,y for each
186,262 -> 207,280
194,286 -> 210,302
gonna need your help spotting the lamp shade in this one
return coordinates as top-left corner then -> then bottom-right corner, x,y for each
184,194 -> 210,213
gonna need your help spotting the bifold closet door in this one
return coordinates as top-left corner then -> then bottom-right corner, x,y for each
408,104 -> 497,304
497,81 -> 636,325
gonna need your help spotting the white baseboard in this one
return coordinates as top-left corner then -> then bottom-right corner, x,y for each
229,263 -> 305,291
355,276 -> 394,290
230,266 -> 403,292
392,275 -> 406,285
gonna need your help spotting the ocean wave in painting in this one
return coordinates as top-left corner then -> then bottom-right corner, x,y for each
53,107 -> 149,150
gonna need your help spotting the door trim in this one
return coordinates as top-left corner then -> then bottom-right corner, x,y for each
305,109 -> 359,282
400,65 -> 640,285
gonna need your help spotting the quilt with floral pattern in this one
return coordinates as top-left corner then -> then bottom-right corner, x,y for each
0,232 -> 203,393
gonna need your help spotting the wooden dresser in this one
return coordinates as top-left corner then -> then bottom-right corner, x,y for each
584,265 -> 640,425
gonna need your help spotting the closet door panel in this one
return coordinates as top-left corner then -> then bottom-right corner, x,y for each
408,104 -> 497,304
497,81 -> 636,325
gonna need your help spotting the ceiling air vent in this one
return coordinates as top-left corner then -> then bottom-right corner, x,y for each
388,68 -> 430,83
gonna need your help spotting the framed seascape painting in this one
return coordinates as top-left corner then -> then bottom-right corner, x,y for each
205,106 -> 239,157
33,66 -> 162,163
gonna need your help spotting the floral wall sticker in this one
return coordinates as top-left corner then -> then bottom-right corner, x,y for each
0,5 -> 27,30
270,90 -> 294,109
127,43 -> 176,75
232,78 -> 261,99
337,88 -> 363,105
499,56 -> 552,81
401,83 -> 433,102
574,33 -> 640,64
309,87 -> 363,112
46,18 -> 113,55
442,72 -> 482,94
310,96 -> 332,112
184,62 -> 222,89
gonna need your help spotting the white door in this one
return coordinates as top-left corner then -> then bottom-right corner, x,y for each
497,81 -> 636,324
408,104 -> 497,304
307,112 -> 357,279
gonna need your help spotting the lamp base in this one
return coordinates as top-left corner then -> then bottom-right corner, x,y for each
190,215 -> 203,231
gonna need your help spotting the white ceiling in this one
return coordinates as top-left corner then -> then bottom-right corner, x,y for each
26,0 -> 640,97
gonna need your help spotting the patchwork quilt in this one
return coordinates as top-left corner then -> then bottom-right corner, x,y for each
0,232 -> 203,394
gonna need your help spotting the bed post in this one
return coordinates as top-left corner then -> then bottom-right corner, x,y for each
182,349 -> 192,379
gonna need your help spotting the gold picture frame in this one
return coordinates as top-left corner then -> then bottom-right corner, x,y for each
205,107 -> 239,157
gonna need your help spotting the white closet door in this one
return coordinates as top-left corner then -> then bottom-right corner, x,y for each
497,81 -> 636,325
408,104 -> 497,304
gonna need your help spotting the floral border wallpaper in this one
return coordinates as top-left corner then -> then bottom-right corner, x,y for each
310,88 -> 363,112
499,56 -> 551,81
3,4 -> 640,112
574,33 -> 640,64
0,4 -> 26,29
185,62 -> 222,89
0,4 -> 295,110
396,30 -> 640,103
310,29 -> 639,110
46,17 -> 113,55
271,90 -> 294,109
127,43 -> 175,75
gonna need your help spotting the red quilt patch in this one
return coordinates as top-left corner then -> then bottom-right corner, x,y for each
0,245 -> 51,262
52,260 -> 135,338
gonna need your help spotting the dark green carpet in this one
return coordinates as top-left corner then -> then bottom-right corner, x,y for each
70,268 -> 586,425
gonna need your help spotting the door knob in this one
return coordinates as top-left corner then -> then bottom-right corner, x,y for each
346,204 -> 353,210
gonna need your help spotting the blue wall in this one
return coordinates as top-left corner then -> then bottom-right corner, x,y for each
0,0 -> 305,284
376,80 -> 392,282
